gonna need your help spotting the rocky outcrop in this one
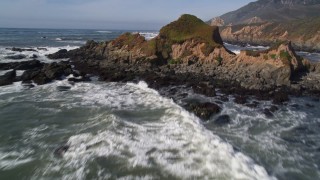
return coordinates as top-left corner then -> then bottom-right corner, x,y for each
21,62 -> 73,85
43,14 -> 320,103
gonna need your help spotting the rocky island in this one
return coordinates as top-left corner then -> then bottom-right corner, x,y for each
1,14 -> 320,120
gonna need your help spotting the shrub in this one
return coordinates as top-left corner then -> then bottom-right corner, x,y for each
215,56 -> 223,65
270,54 -> 277,60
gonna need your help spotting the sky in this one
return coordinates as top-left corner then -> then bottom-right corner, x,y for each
0,0 -> 254,30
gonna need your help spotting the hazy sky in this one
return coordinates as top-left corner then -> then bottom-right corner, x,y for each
0,0 -> 254,30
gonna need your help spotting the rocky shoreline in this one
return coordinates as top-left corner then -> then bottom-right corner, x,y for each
1,14 -> 320,121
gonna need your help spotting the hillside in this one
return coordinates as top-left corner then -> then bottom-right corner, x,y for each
209,0 -> 320,26
220,17 -> 320,51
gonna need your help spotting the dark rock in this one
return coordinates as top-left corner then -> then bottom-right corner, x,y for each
234,95 -> 247,104
68,76 -> 91,83
272,91 -> 289,104
37,47 -> 48,51
7,47 -> 37,52
192,83 -> 216,97
214,115 -> 231,125
21,69 -> 41,82
15,60 -> 43,70
31,54 -> 38,59
186,102 -> 221,120
263,109 -> 274,118
54,145 -> 70,157
33,73 -> 51,85
305,103 -> 315,108
5,54 -> 27,60
0,70 -> 16,86
22,83 -> 35,89
47,49 -> 69,59
56,86 -> 71,91
269,105 -> 279,112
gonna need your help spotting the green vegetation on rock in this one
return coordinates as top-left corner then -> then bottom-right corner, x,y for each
159,14 -> 223,48
280,50 -> 292,65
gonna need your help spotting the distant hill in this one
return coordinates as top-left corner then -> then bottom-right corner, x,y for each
209,0 -> 320,26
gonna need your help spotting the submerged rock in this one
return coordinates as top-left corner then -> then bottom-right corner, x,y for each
5,54 -> 27,60
7,47 -> 37,52
214,115 -> 231,125
54,145 -> 70,157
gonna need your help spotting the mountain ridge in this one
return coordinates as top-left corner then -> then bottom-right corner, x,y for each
209,0 -> 320,26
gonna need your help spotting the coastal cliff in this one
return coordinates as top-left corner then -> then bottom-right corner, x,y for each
56,14 -> 318,94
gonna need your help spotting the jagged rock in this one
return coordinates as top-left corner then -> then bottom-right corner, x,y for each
192,82 -> 216,97
0,70 -> 16,86
186,102 -> 221,120
0,60 -> 43,70
47,49 -> 69,59
21,62 -> 73,85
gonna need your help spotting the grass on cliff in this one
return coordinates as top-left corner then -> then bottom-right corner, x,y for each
159,14 -> 222,48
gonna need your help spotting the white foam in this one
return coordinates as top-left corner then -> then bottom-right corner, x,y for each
132,32 -> 159,40
0,45 -> 79,63
32,81 -> 274,179
96,31 -> 112,34
0,149 -> 35,170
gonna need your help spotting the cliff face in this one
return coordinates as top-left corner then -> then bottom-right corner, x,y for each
219,18 -> 320,51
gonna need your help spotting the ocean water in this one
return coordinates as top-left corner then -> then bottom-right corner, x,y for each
0,28 -> 320,180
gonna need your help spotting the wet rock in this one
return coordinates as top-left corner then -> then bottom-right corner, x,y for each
186,102 -> 221,120
54,145 -> 70,157
5,54 -> 27,60
56,86 -> 71,91
31,54 -> 38,59
47,49 -> 69,59
269,105 -> 279,112
263,109 -> 274,118
68,76 -> 91,83
214,115 -> 231,125
37,47 -> 48,51
234,95 -> 247,104
192,83 -> 216,97
305,103 -> 315,108
0,70 -> 16,86
21,62 -> 73,85
15,60 -> 43,70
0,60 -> 43,70
272,91 -> 289,104
21,69 -> 41,82
22,83 -> 35,89
7,47 -> 37,52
